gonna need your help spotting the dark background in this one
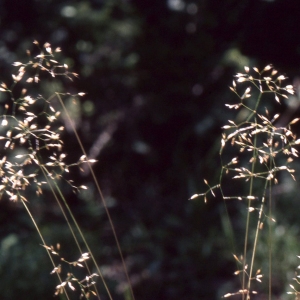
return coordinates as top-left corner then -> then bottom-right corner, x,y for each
1,0 -> 300,299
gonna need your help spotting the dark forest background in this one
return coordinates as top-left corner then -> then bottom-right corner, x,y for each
1,0 -> 300,299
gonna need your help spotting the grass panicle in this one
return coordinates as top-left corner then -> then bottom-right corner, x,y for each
0,41 -> 135,300
190,65 -> 300,299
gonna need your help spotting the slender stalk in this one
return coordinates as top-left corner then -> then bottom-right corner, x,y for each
21,199 -> 70,300
51,176 -> 111,300
244,87 -> 267,299
56,93 -> 135,300
243,129 -> 257,300
29,118 -> 103,299
39,164 -> 104,300
268,174 -> 272,300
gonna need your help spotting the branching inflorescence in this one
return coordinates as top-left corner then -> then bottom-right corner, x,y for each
0,41 -> 103,299
190,65 -> 300,299
0,41 -> 94,202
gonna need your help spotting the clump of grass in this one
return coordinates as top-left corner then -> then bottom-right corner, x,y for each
190,65 -> 299,299
0,41 -> 134,299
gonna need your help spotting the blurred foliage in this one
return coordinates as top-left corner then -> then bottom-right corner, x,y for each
1,0 -> 300,299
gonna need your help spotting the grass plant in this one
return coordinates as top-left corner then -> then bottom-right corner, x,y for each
190,65 -> 300,299
3,41 -> 300,300
0,41 -> 135,300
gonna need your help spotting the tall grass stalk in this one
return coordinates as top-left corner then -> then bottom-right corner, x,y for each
0,41 -> 134,299
190,65 -> 298,299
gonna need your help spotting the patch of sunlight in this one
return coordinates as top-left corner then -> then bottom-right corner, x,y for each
167,0 -> 185,11
223,48 -> 251,70
61,5 -> 77,18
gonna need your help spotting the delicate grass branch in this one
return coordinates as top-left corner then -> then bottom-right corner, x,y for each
191,65 -> 298,299
0,41 -> 135,300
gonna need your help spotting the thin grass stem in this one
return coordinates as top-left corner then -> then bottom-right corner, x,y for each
56,93 -> 135,300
